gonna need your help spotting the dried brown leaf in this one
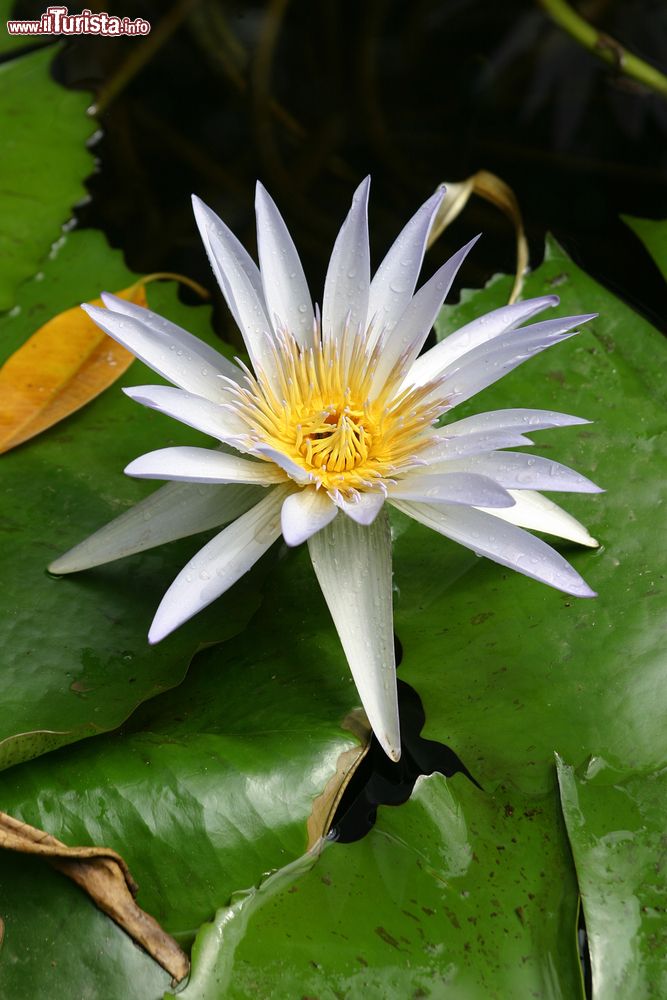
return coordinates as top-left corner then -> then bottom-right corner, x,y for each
306,709 -> 370,847
0,811 -> 189,982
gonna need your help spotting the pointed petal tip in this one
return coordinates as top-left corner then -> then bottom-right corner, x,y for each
378,737 -> 401,762
100,291 -> 125,310
191,194 -> 211,228
47,552 -> 84,575
147,621 -> 167,645
354,175 -> 371,201
123,458 -> 140,476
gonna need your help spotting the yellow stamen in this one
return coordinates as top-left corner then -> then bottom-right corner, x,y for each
226,322 -> 444,497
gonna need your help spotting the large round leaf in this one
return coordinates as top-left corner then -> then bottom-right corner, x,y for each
178,773 -> 582,999
0,545 -> 363,996
557,756 -> 667,1000
393,235 -> 667,793
0,46 -> 95,309
0,229 -> 263,768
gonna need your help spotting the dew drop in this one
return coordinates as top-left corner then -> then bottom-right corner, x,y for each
298,304 -> 308,314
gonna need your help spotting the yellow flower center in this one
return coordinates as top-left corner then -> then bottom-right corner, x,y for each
226,326 -> 444,497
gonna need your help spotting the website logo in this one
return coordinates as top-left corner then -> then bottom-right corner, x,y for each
6,5 -> 151,37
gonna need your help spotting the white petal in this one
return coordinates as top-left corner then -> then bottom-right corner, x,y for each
388,471 -> 515,507
407,294 -> 560,387
478,490 -> 599,547
191,195 -> 276,380
255,446 -> 312,485
97,294 -> 243,392
426,314 -> 596,408
322,177 -> 371,348
308,509 -> 400,761
334,490 -> 386,525
148,485 -> 288,643
255,182 -> 314,344
442,451 -> 603,493
48,481 -> 262,573
367,186 -> 445,343
123,385 -> 249,445
440,408 -> 590,437
423,430 -> 535,461
391,499 -> 596,597
280,488 -> 337,546
372,236 -> 480,395
424,409 -> 589,461
125,447 -> 283,485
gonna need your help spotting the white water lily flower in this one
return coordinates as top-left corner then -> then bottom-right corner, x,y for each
49,178 -> 601,762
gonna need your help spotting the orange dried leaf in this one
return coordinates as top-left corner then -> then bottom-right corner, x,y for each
0,283 -> 145,455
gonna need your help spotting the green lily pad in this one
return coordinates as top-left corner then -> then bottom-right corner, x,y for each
2,228 -> 666,996
0,46 -> 95,310
179,773 -> 582,999
0,852 -> 171,999
622,215 -> 667,283
0,229 -> 263,769
557,756 -> 667,1000
0,545 -> 362,996
393,234 -> 667,793
0,0 -> 44,54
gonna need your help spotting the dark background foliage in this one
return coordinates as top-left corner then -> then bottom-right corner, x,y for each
11,0 -> 667,346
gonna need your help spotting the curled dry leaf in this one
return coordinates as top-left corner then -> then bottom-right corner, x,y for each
0,810 -> 189,982
427,170 -> 528,304
306,709 -> 370,848
0,272 -> 209,455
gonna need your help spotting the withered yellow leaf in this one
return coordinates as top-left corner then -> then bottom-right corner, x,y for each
427,170 -> 529,304
0,282 -> 146,455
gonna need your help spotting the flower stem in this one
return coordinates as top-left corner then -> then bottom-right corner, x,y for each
538,0 -> 667,99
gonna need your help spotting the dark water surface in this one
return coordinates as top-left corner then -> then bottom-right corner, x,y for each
13,0 -> 666,336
